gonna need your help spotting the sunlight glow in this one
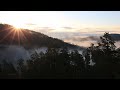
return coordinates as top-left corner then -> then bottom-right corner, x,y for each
0,11 -> 68,29
0,24 -> 28,46
0,11 -> 120,34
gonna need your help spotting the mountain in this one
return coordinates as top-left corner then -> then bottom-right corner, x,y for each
0,24 -> 82,50
109,34 -> 120,41
0,24 -> 86,64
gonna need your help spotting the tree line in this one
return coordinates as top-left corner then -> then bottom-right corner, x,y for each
0,32 -> 120,79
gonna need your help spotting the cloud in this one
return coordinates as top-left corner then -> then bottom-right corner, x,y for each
92,30 -> 120,33
62,34 -> 101,47
39,27 -> 55,30
25,23 -> 36,26
64,36 -> 100,42
63,33 -> 120,47
62,27 -> 74,29
34,27 -> 55,34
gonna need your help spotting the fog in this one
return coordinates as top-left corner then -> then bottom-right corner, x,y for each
44,31 -> 120,48
0,45 -> 48,63
44,32 -> 102,47
0,45 -> 84,64
115,41 -> 120,48
0,37 -> 119,67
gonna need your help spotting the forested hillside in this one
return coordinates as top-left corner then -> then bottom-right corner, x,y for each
0,32 -> 120,79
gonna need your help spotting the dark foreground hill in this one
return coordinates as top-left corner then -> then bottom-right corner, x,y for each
0,24 -> 82,49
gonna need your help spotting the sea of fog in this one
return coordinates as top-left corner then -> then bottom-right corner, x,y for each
46,32 -> 120,48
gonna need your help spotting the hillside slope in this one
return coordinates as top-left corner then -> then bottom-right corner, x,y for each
0,24 -> 81,49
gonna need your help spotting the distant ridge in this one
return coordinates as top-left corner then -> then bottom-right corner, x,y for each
109,34 -> 120,41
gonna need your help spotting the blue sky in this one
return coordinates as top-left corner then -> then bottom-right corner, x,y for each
62,11 -> 120,26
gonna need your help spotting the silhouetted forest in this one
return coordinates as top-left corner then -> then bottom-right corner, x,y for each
0,32 -> 120,79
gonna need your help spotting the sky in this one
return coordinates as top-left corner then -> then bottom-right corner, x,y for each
0,11 -> 120,47
0,11 -> 120,32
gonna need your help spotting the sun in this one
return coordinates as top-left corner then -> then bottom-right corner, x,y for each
14,26 -> 20,30
13,24 -> 25,29
7,20 -> 27,29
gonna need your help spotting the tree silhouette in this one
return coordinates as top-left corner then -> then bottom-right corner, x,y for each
83,32 -> 120,78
